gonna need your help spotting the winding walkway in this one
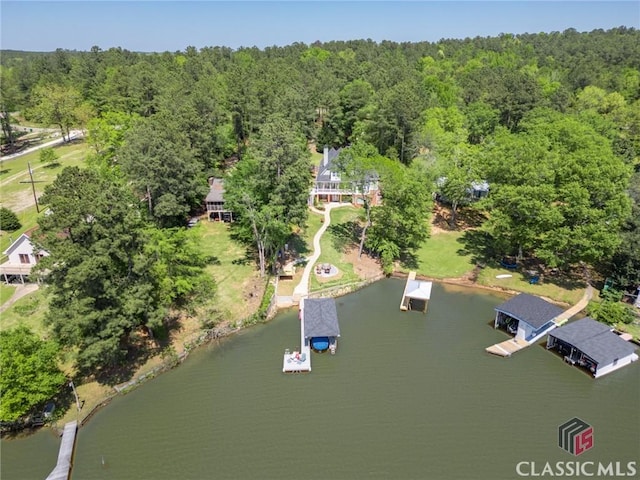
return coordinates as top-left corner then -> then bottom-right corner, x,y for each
0,283 -> 39,314
292,203 -> 348,302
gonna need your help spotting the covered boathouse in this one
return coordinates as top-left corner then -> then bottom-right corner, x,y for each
547,317 -> 638,378
494,293 -> 564,343
304,298 -> 340,353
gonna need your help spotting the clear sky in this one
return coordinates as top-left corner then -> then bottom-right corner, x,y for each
1,1 -> 639,52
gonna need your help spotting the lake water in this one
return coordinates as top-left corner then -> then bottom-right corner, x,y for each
2,279 -> 638,479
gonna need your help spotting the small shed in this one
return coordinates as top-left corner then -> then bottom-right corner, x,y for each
494,293 -> 563,343
303,298 -> 340,353
547,317 -> 639,378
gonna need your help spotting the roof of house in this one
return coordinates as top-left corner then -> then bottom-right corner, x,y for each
405,280 -> 433,300
303,298 -> 340,338
3,233 -> 33,256
316,147 -> 341,182
550,317 -> 637,365
495,293 -> 564,329
205,178 -> 225,203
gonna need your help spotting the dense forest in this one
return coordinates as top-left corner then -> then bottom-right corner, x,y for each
1,27 -> 639,421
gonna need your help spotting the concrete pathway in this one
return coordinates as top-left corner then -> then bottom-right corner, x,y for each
292,203 -> 349,301
0,283 -> 39,314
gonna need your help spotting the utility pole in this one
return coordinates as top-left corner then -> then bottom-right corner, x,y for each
19,162 -> 43,213
69,380 -> 81,413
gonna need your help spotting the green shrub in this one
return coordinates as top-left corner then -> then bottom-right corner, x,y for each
0,207 -> 21,232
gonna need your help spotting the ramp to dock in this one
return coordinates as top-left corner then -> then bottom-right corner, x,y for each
45,420 -> 78,480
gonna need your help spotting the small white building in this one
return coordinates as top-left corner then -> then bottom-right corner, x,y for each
0,232 -> 49,284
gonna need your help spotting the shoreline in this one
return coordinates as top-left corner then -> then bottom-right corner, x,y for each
4,270 -> 582,438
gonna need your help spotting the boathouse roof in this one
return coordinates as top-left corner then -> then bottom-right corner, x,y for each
303,298 -> 340,338
405,279 -> 432,300
549,317 -> 637,365
495,293 -> 563,329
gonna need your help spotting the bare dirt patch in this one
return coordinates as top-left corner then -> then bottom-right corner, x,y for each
430,203 -> 486,235
344,246 -> 383,280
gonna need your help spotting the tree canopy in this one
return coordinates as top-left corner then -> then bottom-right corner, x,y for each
0,326 -> 65,422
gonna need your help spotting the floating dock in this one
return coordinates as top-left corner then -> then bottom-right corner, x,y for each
400,271 -> 432,312
45,420 -> 78,480
283,300 -> 311,373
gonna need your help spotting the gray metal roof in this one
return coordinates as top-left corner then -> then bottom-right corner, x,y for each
495,293 -> 564,328
205,178 -> 225,203
303,298 -> 340,338
316,148 -> 341,182
550,317 -> 637,365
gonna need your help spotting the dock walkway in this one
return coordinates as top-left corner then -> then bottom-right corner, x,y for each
400,271 -> 416,310
45,420 -> 78,480
485,286 -> 594,357
283,300 -> 311,373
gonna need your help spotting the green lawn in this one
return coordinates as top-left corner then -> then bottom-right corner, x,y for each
476,266 -> 586,305
310,206 -> 361,291
0,283 -> 16,305
198,221 -> 262,321
0,141 -> 89,255
410,231 -> 476,278
0,287 -> 50,337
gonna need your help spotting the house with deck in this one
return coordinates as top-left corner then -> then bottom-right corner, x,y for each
0,232 -> 49,284
493,293 -> 564,343
309,147 -> 379,206
546,317 -> 638,378
205,178 -> 233,222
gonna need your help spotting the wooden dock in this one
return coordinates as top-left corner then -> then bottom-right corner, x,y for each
400,272 -> 416,310
485,338 -> 530,357
283,300 -> 311,373
45,420 -> 78,480
400,271 -> 433,312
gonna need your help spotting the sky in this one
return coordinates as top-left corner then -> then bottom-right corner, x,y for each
1,1 -> 639,52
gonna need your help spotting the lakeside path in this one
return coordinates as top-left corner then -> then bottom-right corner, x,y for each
292,202 -> 349,301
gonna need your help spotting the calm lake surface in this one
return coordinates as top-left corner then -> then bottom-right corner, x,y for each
3,279 -> 639,479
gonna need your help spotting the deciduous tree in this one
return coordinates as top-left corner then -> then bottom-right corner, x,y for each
0,326 -> 65,422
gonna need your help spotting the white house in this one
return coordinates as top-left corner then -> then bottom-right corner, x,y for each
309,147 -> 380,206
0,232 -> 49,284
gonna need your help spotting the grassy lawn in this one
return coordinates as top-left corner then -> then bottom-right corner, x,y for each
197,221 -> 262,321
0,287 -> 50,337
0,283 -> 16,305
616,321 -> 640,341
410,231 -> 476,278
476,266 -> 586,305
310,206 -> 361,291
0,141 -> 89,255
